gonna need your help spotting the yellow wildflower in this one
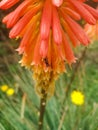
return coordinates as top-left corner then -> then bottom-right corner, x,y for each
6,88 -> 15,96
0,85 -> 8,92
71,90 -> 84,106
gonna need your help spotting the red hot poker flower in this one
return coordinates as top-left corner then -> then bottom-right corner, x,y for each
0,0 -> 98,97
84,21 -> 98,42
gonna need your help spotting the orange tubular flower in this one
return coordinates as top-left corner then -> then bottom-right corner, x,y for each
0,0 -> 98,97
84,22 -> 98,42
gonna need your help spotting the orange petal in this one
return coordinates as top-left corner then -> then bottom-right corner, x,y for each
0,0 -> 19,9
40,0 -> 52,40
52,6 -> 62,44
69,0 -> 96,25
62,31 -> 76,64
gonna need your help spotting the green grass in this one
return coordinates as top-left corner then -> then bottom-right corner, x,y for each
0,41 -> 98,130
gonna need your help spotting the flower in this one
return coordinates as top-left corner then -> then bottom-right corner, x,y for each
84,21 -> 98,42
0,0 -> 98,97
6,88 -> 15,96
0,85 -> 8,92
0,85 -> 15,96
71,90 -> 84,105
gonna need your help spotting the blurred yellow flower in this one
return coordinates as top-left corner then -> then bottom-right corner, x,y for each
6,88 -> 15,96
0,85 -> 8,92
71,90 -> 84,106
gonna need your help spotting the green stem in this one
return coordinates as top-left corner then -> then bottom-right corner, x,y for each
38,90 -> 47,130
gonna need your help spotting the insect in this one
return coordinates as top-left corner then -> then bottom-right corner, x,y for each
43,57 -> 50,67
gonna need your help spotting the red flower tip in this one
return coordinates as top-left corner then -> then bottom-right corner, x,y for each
69,0 -> 96,25
52,0 -> 63,7
83,4 -> 98,20
0,0 -> 19,9
40,0 -> 52,40
52,6 -> 62,44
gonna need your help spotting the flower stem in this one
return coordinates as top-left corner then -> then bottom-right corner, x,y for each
38,89 -> 47,130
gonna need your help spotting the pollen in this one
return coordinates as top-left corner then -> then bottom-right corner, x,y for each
33,65 -> 59,98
